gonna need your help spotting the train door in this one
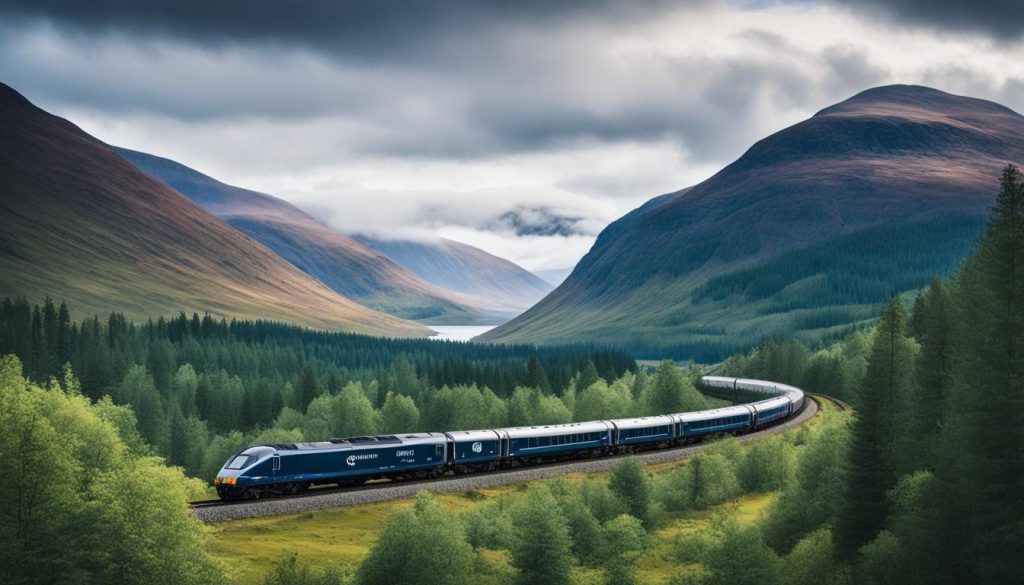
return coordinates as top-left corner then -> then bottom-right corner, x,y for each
272,454 -> 281,477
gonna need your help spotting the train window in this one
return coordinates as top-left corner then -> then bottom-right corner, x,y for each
225,455 -> 253,470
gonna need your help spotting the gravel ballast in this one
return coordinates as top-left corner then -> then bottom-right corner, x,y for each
195,397 -> 820,522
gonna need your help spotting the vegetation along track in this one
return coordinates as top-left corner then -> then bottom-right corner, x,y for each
192,394 -> 830,522
807,392 -> 850,412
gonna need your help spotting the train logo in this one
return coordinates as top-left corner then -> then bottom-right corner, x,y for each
346,453 -> 379,467
471,442 -> 483,453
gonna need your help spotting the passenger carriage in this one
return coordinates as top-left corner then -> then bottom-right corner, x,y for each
605,415 -> 676,450
497,420 -> 612,462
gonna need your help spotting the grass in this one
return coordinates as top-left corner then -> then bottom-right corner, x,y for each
635,492 -> 775,585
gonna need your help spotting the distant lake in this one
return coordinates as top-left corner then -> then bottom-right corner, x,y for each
428,325 -> 496,342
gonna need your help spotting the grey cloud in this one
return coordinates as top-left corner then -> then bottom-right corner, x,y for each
489,207 -> 592,237
820,46 -> 888,98
835,0 -> 1024,40
0,0 -> 685,63
0,1 -> 893,167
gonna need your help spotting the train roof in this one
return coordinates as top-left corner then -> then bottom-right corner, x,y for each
751,396 -> 792,410
262,432 -> 446,452
605,415 -> 675,430
445,429 -> 501,442
674,404 -> 752,422
496,420 -> 610,439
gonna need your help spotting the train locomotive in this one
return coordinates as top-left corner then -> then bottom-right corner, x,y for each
214,376 -> 805,500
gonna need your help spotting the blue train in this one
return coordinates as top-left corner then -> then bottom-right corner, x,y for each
214,376 -> 805,499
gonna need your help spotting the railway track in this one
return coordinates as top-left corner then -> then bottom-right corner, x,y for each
191,394 -> 826,521
807,392 -> 850,412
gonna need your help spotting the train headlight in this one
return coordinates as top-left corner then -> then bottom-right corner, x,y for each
214,477 -> 221,485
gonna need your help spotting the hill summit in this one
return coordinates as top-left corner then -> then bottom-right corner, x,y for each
480,85 -> 1024,358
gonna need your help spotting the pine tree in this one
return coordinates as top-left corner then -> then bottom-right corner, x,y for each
933,164 -> 1024,583
574,360 -> 599,393
835,297 -> 915,558
526,355 -> 552,393
909,278 -> 956,467
609,457 -> 652,528
294,363 -> 320,413
509,486 -> 573,585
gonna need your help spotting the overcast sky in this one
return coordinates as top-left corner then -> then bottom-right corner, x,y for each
2,0 -> 1023,271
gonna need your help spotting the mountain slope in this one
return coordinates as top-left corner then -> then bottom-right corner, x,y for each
353,235 -> 553,316
0,83 -> 427,336
115,147 -> 499,324
481,85 -> 1024,358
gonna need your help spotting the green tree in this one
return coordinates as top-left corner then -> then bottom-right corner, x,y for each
295,363 -> 320,412
356,493 -> 473,585
574,360 -> 600,393
763,411 -> 850,553
609,457 -> 652,528
598,514 -> 647,585
923,164 -> 1024,583
509,485 -> 573,585
526,355 -> 552,393
656,451 -> 741,513
702,519 -> 781,585
908,278 -> 957,467
836,298 -> 916,558
783,528 -> 845,585
738,438 -> 796,492
574,379 -> 633,421
545,478 -> 604,565
644,360 -> 704,415
172,364 -> 199,417
580,478 -> 627,523
0,355 -> 223,585
305,382 -> 380,440
380,392 -> 420,433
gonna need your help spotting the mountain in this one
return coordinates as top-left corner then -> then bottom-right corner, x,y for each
353,236 -> 553,316
115,147 -> 498,324
0,82 -> 427,336
481,85 -> 1024,359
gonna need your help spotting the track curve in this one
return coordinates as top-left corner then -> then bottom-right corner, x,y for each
194,394 -> 827,523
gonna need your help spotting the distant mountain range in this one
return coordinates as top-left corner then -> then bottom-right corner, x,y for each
0,82 -> 427,336
481,85 -> 1024,359
116,148 -> 549,324
353,235 -> 552,317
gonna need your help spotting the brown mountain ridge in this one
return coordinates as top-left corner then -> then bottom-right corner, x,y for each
0,82 -> 428,336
